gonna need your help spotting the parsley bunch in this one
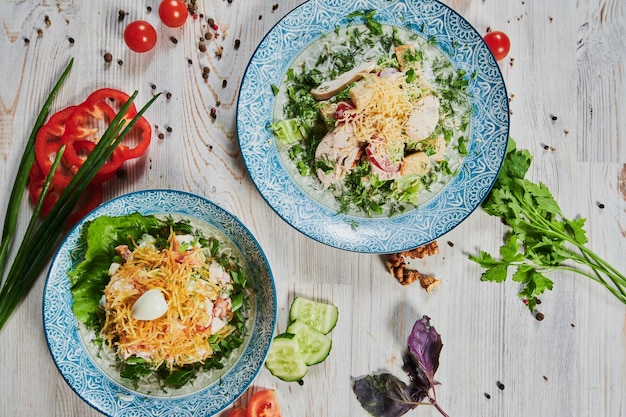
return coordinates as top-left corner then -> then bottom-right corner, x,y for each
470,139 -> 626,311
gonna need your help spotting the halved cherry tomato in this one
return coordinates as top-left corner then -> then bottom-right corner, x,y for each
484,31 -> 511,61
246,389 -> 282,417
158,0 -> 188,28
124,20 -> 157,53
227,407 -> 248,417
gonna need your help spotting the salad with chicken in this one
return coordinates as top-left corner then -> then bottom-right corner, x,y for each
69,213 -> 250,391
271,11 -> 471,216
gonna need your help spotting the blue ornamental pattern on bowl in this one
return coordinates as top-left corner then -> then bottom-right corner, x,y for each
237,0 -> 509,253
43,190 -> 277,417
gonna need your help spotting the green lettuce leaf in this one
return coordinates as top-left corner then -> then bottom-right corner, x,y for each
69,213 -> 165,327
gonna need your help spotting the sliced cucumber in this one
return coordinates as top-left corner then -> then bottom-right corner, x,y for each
287,320 -> 332,366
289,297 -> 338,334
265,333 -> 308,382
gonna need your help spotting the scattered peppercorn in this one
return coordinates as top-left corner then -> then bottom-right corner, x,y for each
44,15 -> 51,26
166,126 -> 172,133
170,36 -> 178,44
551,114 -> 558,121
150,83 -> 156,90
259,15 -> 263,20
234,39 -> 240,49
535,312 -> 545,321
37,28 -> 44,38
199,42 -> 207,52
447,241 -> 454,247
187,58 -> 193,64
158,132 -> 165,140
597,202 -> 605,209
204,32 -> 213,40
297,379 -> 304,386
166,92 -> 172,100
543,145 -> 549,150
272,4 -> 279,11
202,66 -> 210,74
484,393 -> 491,399
117,59 -> 123,65
222,79 -> 227,88
68,37 -> 75,44
207,17 -> 215,26
147,6 -> 152,12
227,0 -> 233,3
543,375 -> 549,381
24,37 -> 30,44
118,10 -> 126,21
104,52 -> 113,63
496,381 -> 505,390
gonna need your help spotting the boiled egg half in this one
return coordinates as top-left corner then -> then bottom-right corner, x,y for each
132,288 -> 168,320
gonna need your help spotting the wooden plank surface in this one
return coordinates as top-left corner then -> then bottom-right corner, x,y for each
0,1 -> 624,416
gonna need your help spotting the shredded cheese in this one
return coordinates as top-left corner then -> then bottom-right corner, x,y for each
348,72 -> 425,159
101,230 -> 235,370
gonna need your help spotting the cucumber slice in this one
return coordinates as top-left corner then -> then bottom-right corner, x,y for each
265,334 -> 308,382
289,297 -> 338,334
287,320 -> 332,366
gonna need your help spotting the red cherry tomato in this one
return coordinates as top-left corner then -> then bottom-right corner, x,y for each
245,389 -> 282,417
158,0 -> 188,28
483,31 -> 511,61
124,20 -> 157,53
227,407 -> 247,417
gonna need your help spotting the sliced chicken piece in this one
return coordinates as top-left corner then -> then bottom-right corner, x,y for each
405,94 -> 440,143
310,61 -> 377,101
315,123 -> 362,188
401,151 -> 430,176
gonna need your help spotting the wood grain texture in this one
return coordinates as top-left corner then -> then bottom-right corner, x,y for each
0,1 -> 624,416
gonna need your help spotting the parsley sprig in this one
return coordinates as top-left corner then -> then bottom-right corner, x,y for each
469,138 -> 626,311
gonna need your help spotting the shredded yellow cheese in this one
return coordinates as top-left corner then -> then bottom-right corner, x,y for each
348,72 -> 424,159
101,230 -> 235,370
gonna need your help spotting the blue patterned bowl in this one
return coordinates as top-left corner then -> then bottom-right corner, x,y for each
43,190 -> 276,417
237,0 -> 509,253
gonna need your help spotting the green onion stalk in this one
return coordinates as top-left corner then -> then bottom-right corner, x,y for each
0,58 -> 160,332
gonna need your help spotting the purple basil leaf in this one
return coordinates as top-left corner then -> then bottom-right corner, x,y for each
353,373 -> 418,417
407,315 -> 443,387
402,351 -> 431,397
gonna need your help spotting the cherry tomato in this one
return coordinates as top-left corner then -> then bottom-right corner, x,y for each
483,31 -> 511,61
158,0 -> 188,28
246,389 -> 282,417
227,407 -> 247,417
124,20 -> 157,53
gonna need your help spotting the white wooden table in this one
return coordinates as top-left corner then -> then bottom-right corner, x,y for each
1,1 -> 624,416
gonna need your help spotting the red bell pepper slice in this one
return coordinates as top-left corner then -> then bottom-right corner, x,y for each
28,161 -> 103,226
34,105 -> 79,187
61,88 -> 152,174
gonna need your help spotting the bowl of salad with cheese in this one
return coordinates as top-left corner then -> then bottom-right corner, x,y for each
237,0 -> 509,253
43,190 -> 276,417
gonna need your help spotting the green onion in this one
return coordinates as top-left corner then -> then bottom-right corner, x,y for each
0,59 -> 160,332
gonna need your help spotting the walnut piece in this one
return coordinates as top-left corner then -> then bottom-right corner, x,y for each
385,241 -> 440,290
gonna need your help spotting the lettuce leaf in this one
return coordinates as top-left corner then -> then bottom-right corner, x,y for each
69,213 -> 165,327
